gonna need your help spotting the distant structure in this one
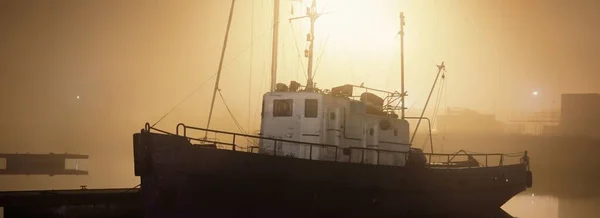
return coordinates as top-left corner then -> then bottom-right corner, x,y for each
433,93 -> 600,138
561,93 -> 600,138
0,153 -> 88,176
505,93 -> 600,137
507,109 -> 561,136
437,108 -> 504,135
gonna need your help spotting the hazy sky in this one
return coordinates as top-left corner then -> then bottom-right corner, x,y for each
1,0 -> 599,190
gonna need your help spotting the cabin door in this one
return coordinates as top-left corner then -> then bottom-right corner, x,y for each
324,108 -> 341,160
298,99 -> 320,159
325,108 -> 341,144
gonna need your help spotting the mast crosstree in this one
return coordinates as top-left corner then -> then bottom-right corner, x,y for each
289,0 -> 323,91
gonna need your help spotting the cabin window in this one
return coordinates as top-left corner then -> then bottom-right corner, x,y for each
305,99 -> 318,118
273,99 -> 293,117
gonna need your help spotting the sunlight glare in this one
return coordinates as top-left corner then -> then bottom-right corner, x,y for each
288,0 -> 418,89
312,0 -> 406,51
286,0 -> 428,92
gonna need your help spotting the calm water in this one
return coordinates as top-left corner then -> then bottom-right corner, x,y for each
1,194 -> 599,218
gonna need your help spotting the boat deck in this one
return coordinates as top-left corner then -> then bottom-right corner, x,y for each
149,122 -> 529,169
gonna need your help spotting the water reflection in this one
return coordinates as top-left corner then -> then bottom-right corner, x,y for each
502,193 -> 558,218
502,193 -> 600,218
416,209 -> 514,218
410,194 -> 600,218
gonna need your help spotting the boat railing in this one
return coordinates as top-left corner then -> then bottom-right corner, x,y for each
144,123 -> 528,168
421,151 -> 528,168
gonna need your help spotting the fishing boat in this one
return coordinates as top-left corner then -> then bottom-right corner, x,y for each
133,1 -> 532,217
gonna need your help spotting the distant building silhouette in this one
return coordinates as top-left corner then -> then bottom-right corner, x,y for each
561,93 -> 600,138
437,108 -> 504,135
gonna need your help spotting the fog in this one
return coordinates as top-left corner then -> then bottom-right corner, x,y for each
1,3 -> 600,217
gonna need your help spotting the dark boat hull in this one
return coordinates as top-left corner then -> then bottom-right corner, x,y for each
134,131 -> 529,218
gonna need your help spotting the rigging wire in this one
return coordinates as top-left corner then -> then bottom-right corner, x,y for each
221,20 -> 281,72
248,0 -> 255,132
385,33 -> 403,91
289,23 -> 308,80
437,71 -> 449,153
151,13 -> 282,128
250,63 -> 267,133
218,90 -> 257,147
251,0 -> 270,133
218,90 -> 248,134
312,30 -> 332,80
120,184 -> 141,194
250,0 -> 269,134
432,82 -> 445,123
406,100 -> 419,114
151,73 -> 218,128
431,69 -> 447,125
431,79 -> 445,124
420,76 -> 445,149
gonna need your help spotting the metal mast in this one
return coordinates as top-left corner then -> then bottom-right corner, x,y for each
400,12 -> 406,120
290,0 -> 321,91
270,0 -> 280,92
206,0 -> 236,134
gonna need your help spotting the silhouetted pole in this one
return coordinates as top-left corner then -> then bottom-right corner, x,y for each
206,0 -> 236,136
400,12 -> 406,120
410,62 -> 445,145
270,0 -> 280,92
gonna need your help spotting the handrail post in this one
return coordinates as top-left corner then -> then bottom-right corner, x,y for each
447,155 -> 450,168
232,134 -> 236,151
485,155 -> 488,167
274,139 -> 277,156
500,155 -> 504,166
309,144 -> 313,160
377,151 -> 380,165
422,153 -> 428,168
523,150 -> 530,170
335,147 -> 338,162
349,149 -> 352,163
176,123 -> 185,136
428,153 -> 432,165
361,149 -> 365,164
